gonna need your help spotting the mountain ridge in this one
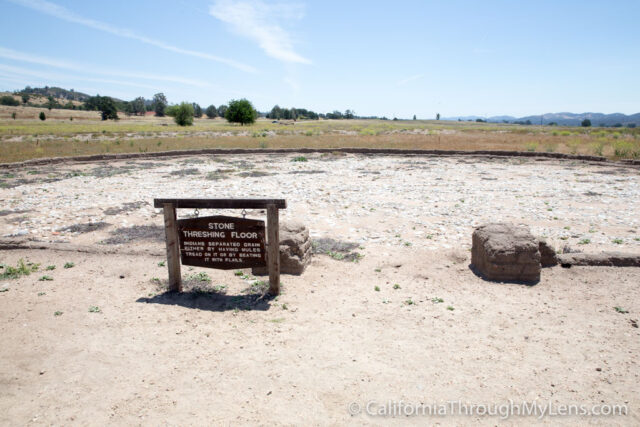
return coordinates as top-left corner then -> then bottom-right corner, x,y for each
444,112 -> 640,127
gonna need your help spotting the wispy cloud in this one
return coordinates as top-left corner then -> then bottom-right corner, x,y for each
397,74 -> 424,86
8,0 -> 256,73
209,0 -> 310,64
0,46 -> 209,87
0,63 -> 162,91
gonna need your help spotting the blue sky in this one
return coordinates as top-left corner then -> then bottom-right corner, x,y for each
0,0 -> 638,118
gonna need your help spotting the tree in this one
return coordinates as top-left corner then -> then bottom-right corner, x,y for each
268,105 -> 282,119
46,95 -> 57,110
344,109 -> 354,119
217,104 -> 228,118
164,105 -> 178,117
413,115 -> 417,120
581,119 -> 592,127
98,97 -> 118,120
436,113 -> 440,120
192,103 -> 203,118
224,99 -> 257,125
85,95 -> 118,120
174,102 -> 194,126
124,102 -> 134,116
131,97 -> 146,116
39,112 -> 46,121
205,105 -> 217,119
21,93 -> 29,104
11,112 -> 16,120
152,93 -> 168,117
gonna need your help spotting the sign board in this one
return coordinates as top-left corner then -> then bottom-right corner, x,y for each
154,198 -> 286,295
177,215 -> 266,270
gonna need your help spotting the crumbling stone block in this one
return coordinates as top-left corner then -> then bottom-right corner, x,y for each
472,223 -> 541,283
253,220 -> 311,275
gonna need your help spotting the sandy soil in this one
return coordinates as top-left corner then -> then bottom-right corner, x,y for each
1,153 -> 639,425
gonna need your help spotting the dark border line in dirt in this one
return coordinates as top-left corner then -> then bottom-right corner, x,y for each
0,238 -> 164,257
2,148 -> 639,170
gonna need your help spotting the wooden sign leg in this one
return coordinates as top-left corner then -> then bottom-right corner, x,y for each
163,203 -> 182,292
267,204 -> 280,295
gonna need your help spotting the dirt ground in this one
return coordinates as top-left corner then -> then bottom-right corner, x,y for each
1,153 -> 639,425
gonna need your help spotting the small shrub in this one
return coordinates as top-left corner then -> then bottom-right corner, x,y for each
0,95 -> 19,106
39,112 -> 46,121
592,142 -> 605,156
292,156 -> 308,162
173,102 -> 194,126
614,141 -> 633,158
38,275 -> 53,281
566,139 -> 580,154
64,262 -> 75,269
0,259 -> 39,280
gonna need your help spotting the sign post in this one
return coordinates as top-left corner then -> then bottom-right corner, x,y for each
266,204 -> 280,295
154,199 -> 287,295
162,203 -> 182,292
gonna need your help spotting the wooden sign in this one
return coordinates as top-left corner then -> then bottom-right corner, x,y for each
178,215 -> 266,269
153,199 -> 286,295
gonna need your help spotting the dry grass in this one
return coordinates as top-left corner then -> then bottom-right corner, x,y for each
1,113 -> 639,163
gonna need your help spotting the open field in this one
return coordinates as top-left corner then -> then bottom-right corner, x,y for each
1,153 -> 639,424
1,107 -> 639,163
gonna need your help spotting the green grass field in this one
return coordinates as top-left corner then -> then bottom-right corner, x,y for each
1,109 -> 639,163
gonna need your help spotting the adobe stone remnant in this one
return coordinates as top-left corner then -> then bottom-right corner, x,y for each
252,220 -> 311,276
472,223 -> 541,283
538,239 -> 558,267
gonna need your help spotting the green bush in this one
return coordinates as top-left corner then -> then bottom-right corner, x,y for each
39,111 -> 46,121
164,105 -> 178,117
173,102 -> 194,126
0,95 -> 19,106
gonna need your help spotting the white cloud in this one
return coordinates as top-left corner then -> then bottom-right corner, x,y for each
0,46 -> 209,87
0,63 -> 162,91
8,0 -> 256,73
209,0 -> 310,64
397,74 -> 424,86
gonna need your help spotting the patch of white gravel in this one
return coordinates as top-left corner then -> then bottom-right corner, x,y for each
2,154 -> 639,253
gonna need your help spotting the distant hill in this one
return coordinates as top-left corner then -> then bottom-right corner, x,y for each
445,112 -> 640,127
20,86 -> 93,102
